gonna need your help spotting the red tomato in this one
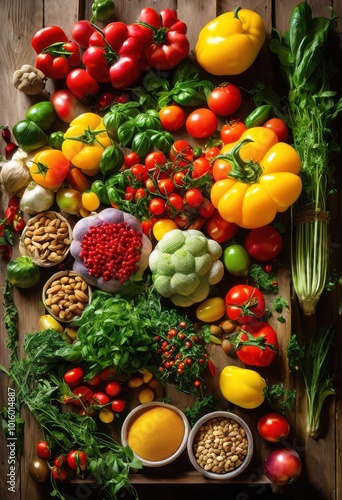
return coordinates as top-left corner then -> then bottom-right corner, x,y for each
141,219 -> 154,238
184,188 -> 203,207
263,448 -> 302,486
71,386 -> 94,407
207,83 -> 242,116
225,285 -> 266,324
51,89 -> 90,123
124,151 -> 141,168
30,149 -> 70,189
232,322 -> 279,367
212,157 -> 231,181
51,466 -> 68,481
159,105 -> 186,131
63,367 -> 84,387
100,366 -> 116,380
169,140 -> 194,165
71,20 -> 96,49
197,197 -> 215,219
67,450 -> 88,471
205,146 -> 221,161
186,109 -> 218,139
167,192 -> 183,211
65,168 -> 90,194
263,118 -> 289,142
192,157 -> 211,178
220,120 -> 247,144
172,170 -> 186,186
111,399 -> 126,413
105,381 -> 122,397
135,187 -> 147,200
204,210 -> 238,242
149,197 -> 166,215
92,392 -> 111,406
245,225 -> 283,262
145,151 -> 167,170
36,441 -> 51,459
54,454 -> 67,468
157,178 -> 174,195
66,68 -> 99,102
257,413 -> 290,442
131,163 -> 148,181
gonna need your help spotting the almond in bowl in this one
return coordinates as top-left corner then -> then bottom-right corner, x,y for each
42,271 -> 91,323
19,211 -> 72,267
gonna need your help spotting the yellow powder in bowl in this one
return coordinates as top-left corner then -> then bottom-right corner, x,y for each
127,406 -> 185,462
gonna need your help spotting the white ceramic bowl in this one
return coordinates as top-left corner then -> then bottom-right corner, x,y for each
19,211 -> 72,267
42,270 -> 91,323
187,411 -> 253,480
121,402 -> 190,467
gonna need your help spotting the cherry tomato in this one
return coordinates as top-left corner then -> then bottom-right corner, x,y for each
263,448 -> 301,486
244,225 -> 283,262
86,374 -> 102,386
67,450 -> 88,471
63,367 -> 84,387
105,381 -> 122,397
192,157 -> 211,178
220,120 -> 248,144
159,105 -> 186,131
212,157 -> 231,181
82,191 -> 100,211
153,219 -> 178,241
186,108 -> 218,139
92,392 -> 111,406
196,297 -> 226,322
225,285 -> 266,324
124,151 -> 141,168
157,178 -> 174,195
205,146 -> 221,161
145,151 -> 167,170
36,440 -> 51,459
184,188 -> 203,207
263,118 -> 289,142
141,219 -> 154,238
65,168 -> 90,193
54,454 -> 67,468
207,83 -> 242,116
204,210 -> 238,243
197,197 -> 215,219
56,187 -> 83,215
257,412 -> 290,442
111,399 -> 126,413
169,140 -> 194,165
100,366 -> 116,380
223,244 -> 251,276
52,466 -> 68,481
167,192 -> 183,211
71,386 -> 94,407
71,20 -> 96,49
98,408 -> 115,423
131,163 -> 148,182
172,170 -> 186,186
149,197 -> 166,215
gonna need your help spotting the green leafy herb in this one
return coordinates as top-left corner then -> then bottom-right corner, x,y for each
184,394 -> 220,427
3,281 -> 19,367
249,263 -> 279,293
287,324 -> 336,438
264,383 -> 296,414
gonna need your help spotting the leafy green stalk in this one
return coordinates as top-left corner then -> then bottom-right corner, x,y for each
269,2 -> 342,314
287,324 -> 336,438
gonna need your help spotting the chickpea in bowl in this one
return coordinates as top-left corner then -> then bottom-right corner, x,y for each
187,411 -> 253,479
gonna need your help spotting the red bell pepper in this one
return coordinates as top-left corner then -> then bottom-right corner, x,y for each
83,22 -> 143,89
32,26 -> 80,80
128,8 -> 190,70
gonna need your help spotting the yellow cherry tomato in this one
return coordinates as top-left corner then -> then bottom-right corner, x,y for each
98,408 -> 115,424
81,191 -> 100,211
152,219 -> 178,241
196,297 -> 226,323
39,314 -> 63,333
138,388 -> 155,404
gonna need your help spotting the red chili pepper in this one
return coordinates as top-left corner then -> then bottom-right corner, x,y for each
5,143 -> 18,159
1,126 -> 12,143
12,212 -> 25,232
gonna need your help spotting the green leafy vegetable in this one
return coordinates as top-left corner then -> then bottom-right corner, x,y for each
264,383 -> 296,414
287,324 -> 336,438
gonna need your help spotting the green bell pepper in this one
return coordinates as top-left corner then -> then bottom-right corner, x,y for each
91,0 -> 115,22
48,131 -> 64,150
91,180 -> 110,206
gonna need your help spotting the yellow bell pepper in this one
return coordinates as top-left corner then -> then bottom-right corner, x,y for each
195,7 -> 266,76
219,365 -> 266,409
210,127 -> 302,229
62,112 -> 111,175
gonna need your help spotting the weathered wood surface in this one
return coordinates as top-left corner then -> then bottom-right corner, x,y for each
0,0 -> 341,499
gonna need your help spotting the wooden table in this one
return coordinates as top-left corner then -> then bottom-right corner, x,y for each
1,1 -> 341,499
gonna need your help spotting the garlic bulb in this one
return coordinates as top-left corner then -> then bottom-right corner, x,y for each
0,149 -> 32,196
20,181 -> 55,215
